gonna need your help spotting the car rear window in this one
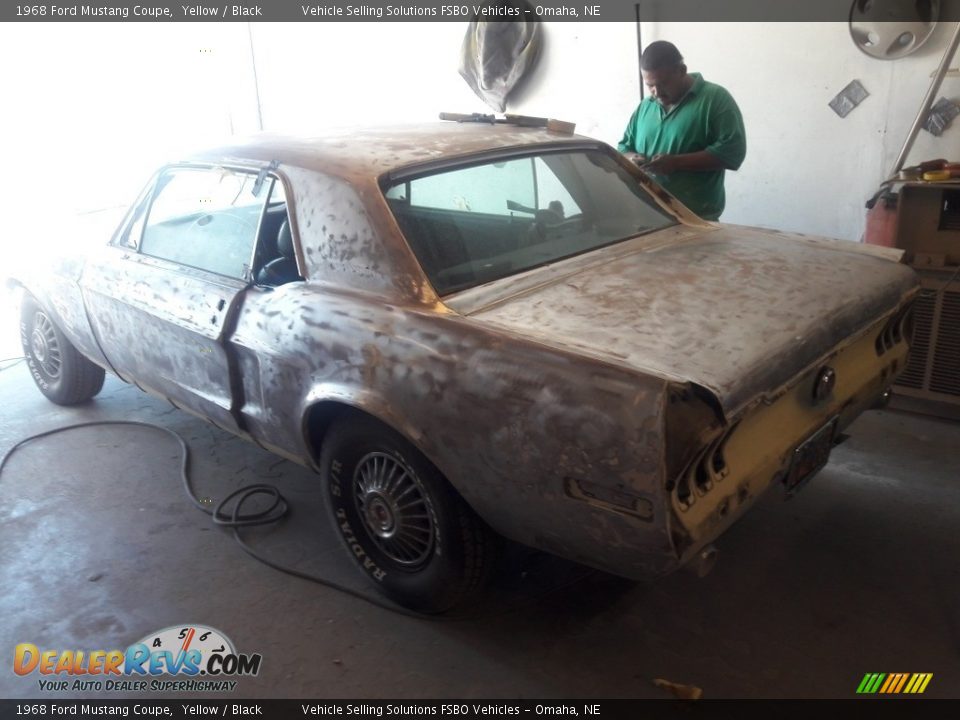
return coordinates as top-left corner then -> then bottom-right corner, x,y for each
383,149 -> 676,295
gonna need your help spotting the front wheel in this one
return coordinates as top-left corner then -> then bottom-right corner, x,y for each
20,295 -> 105,405
320,414 -> 496,613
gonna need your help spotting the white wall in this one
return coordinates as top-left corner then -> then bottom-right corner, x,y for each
470,22 -> 640,144
247,21 -> 960,242
0,23 -> 246,215
246,22 -> 637,143
642,21 -> 960,240
2,20 -> 958,236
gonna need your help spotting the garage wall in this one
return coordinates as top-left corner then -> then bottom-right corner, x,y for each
246,22 -> 638,144
248,21 -> 960,242
2,20 -> 957,241
0,24 -> 247,214
638,21 -> 960,241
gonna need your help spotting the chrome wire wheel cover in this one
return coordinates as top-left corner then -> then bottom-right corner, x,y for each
31,311 -> 62,379
353,452 -> 435,568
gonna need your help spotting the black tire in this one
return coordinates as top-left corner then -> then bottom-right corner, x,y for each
20,295 -> 105,406
320,413 -> 495,613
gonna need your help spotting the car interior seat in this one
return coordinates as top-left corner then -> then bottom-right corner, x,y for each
256,219 -> 301,286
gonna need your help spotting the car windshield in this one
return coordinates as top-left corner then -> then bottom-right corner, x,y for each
383,149 -> 677,295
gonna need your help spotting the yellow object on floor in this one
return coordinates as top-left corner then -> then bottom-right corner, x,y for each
653,678 -> 704,700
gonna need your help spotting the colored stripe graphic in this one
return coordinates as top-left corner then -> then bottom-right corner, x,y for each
856,673 -> 932,694
910,673 -> 933,694
857,673 -> 881,694
879,674 -> 896,694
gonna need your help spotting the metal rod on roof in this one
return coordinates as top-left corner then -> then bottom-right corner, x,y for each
635,8 -> 644,101
247,22 -> 264,132
890,21 -> 960,176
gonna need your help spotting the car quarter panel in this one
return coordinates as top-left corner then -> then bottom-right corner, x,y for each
228,283 -> 680,579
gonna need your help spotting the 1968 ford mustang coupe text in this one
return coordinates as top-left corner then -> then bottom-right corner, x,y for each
9,121 -> 918,612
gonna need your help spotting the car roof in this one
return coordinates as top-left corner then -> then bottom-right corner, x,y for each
185,123 -> 601,182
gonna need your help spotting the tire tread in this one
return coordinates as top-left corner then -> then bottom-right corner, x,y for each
321,412 -> 496,613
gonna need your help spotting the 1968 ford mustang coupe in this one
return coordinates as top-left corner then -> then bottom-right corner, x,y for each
9,120 -> 918,612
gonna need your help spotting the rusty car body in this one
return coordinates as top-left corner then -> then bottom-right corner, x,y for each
9,122 -> 919,612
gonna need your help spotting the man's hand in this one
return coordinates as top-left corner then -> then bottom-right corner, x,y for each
623,152 -> 648,166
641,153 -> 682,175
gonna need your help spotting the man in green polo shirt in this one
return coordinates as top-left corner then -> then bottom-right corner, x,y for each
618,41 -> 746,221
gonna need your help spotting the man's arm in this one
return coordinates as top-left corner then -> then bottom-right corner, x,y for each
617,104 -> 642,153
643,88 -> 746,176
703,88 -> 746,170
642,150 -> 726,175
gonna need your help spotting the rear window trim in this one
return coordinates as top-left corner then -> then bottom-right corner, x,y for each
380,144 -> 679,297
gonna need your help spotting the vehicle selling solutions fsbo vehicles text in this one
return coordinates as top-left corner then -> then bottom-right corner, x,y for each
300,4 -> 439,16
299,4 -> 598,17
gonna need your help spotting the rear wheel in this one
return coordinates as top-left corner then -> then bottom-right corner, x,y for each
20,295 -> 105,405
320,413 -> 496,613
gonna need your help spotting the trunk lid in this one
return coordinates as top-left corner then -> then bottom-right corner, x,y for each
448,225 -> 918,417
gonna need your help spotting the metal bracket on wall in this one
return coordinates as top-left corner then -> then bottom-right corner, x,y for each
829,80 -> 870,118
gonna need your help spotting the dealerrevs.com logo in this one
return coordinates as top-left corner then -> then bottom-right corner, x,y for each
14,625 -> 262,693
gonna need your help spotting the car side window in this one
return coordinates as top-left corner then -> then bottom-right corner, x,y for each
251,178 -> 304,286
139,167 -> 267,279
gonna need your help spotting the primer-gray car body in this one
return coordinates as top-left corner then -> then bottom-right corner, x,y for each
10,123 -> 919,580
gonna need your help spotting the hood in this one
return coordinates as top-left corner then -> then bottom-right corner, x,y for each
449,225 -> 918,417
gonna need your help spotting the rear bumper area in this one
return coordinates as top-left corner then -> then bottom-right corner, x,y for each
669,300 -> 915,568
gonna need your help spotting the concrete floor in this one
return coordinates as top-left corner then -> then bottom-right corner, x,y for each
1,357 -> 959,700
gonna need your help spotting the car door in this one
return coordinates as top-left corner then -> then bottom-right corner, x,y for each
80,165 -> 270,434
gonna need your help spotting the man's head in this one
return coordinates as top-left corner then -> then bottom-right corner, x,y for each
640,41 -> 689,107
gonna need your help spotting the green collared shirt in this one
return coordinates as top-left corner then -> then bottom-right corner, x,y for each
618,73 -> 746,220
